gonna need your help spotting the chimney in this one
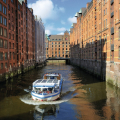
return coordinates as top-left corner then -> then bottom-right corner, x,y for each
86,2 -> 90,8
24,0 -> 27,4
35,15 -> 37,20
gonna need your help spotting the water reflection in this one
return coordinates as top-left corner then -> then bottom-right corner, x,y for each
102,83 -> 120,120
1,64 -> 120,120
34,104 -> 59,120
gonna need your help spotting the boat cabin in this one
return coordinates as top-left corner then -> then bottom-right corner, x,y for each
43,73 -> 61,80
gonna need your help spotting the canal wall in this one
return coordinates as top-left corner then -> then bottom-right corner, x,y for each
70,58 -> 120,88
0,61 -> 46,82
70,58 -> 105,79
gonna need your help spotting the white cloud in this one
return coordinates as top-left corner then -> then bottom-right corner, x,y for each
68,17 -> 77,23
57,27 -> 66,31
59,7 -> 65,13
57,32 -> 64,35
45,25 -> 66,34
46,25 -> 66,32
45,30 -> 51,35
28,0 -> 65,20
61,20 -> 65,25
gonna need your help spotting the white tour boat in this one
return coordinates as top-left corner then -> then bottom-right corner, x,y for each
31,73 -> 63,101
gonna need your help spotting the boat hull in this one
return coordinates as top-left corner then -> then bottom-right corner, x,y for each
31,92 -> 60,101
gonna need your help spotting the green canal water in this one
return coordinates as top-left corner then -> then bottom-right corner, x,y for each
0,62 -> 120,120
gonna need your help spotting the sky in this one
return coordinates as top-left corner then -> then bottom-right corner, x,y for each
28,0 -> 91,35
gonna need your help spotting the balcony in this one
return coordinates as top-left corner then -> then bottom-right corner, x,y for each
111,12 -> 114,18
111,27 -> 114,35
111,44 -> 114,51
111,0 -> 114,5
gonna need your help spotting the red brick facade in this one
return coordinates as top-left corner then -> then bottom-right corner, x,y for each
70,0 -> 120,87
0,0 -> 35,75
45,31 -> 70,59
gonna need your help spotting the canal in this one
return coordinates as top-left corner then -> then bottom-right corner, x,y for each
0,61 -> 120,120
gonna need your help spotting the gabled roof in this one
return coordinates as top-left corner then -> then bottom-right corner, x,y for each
18,0 -> 24,5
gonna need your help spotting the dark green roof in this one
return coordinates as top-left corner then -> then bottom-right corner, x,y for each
18,0 -> 24,5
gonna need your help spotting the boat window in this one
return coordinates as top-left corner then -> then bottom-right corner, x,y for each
53,80 -> 58,83
48,88 -> 53,91
41,80 -> 47,83
47,79 -> 53,83
43,88 -> 47,91
50,76 -> 54,79
47,76 -> 50,79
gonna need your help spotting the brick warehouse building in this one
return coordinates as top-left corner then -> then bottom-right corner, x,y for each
0,0 -> 35,79
70,0 -> 120,87
45,31 -> 70,59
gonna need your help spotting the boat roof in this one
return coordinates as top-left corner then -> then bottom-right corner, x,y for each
33,79 -> 58,88
44,73 -> 60,77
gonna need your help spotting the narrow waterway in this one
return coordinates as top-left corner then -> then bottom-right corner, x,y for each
0,62 -> 120,120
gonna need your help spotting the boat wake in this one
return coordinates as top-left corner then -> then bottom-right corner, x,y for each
20,89 -> 77,105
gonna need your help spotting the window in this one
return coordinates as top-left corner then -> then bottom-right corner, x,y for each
0,15 -> 2,24
5,53 -> 7,60
8,14 -> 10,20
0,39 -> 3,47
106,19 -> 107,28
104,20 -> 105,29
12,7 -> 13,13
119,9 -> 120,20
92,39 -> 93,44
3,6 -> 6,15
104,35 -> 106,43
11,0 -> 14,3
9,23 -> 10,29
4,40 -> 7,48
1,63 -> 3,69
0,27 -> 3,36
9,42 -> 11,49
99,36 -> 101,44
9,33 -> 11,39
10,52 -> 11,59
3,17 -> 7,26
12,16 -> 13,22
119,46 -> 120,58
12,34 -> 14,40
106,8 -> 107,14
13,43 -> 14,49
8,4 -> 10,10
12,25 -> 14,31
0,4 -> 2,12
5,63 -> 7,68
99,49 -> 101,58
119,27 -> 120,40
104,10 -> 105,15
104,0 -> 105,5
18,4 -> 20,10
0,52 -> 3,60
4,28 -> 7,37
3,0 -> 6,3
13,52 -> 14,59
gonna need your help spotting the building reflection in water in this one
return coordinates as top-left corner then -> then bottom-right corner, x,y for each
70,78 -> 120,120
33,104 -> 59,120
102,83 -> 120,120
